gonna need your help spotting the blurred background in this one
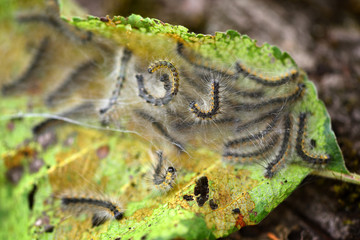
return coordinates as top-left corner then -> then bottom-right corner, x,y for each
75,0 -> 360,239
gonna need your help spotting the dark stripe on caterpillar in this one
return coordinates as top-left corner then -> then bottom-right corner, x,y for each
61,196 -> 124,227
176,42 -> 238,79
171,117 -> 237,131
2,37 -> 50,96
46,60 -> 97,107
295,113 -> 331,165
231,88 -> 265,98
134,110 -> 185,151
235,108 -> 282,132
100,48 -> 132,114
233,83 -> 305,111
222,134 -> 280,161
189,79 -> 221,120
148,60 -> 180,95
225,112 -> 281,148
136,73 -> 174,106
235,62 -> 299,87
264,114 -> 292,178
152,151 -> 177,191
17,14 -> 92,44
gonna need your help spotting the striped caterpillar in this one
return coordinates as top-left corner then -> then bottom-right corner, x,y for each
60,192 -> 124,227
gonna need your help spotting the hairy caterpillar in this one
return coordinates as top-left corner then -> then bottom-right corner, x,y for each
189,79 -> 221,120
264,114 -> 292,178
100,48 -> 132,114
60,193 -> 124,227
296,113 -> 331,166
150,151 -> 177,193
235,63 -> 299,87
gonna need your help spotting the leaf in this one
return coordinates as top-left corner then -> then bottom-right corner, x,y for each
0,1 -> 357,240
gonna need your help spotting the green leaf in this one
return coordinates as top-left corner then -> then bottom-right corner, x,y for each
0,1 -> 358,240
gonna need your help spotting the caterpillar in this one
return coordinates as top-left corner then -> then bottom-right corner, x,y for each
60,193 -> 124,227
136,73 -> 174,106
224,112 -> 281,147
222,133 -> 280,163
235,62 -> 299,87
151,151 -> 177,193
176,42 -> 238,79
147,60 -> 180,96
295,113 -> 331,166
233,83 -> 305,111
235,108 -> 282,132
264,114 -> 292,178
100,48 -> 132,114
189,79 -> 221,120
136,60 -> 180,107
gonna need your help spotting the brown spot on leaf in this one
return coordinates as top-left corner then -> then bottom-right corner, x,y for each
29,158 -> 44,173
6,121 -> 15,131
36,131 -> 57,149
62,133 -> 77,147
3,146 -> 37,169
96,145 -> 110,160
6,166 -> 24,184
235,213 -> 247,228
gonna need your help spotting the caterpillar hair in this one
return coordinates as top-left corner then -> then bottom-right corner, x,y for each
235,108 -> 282,132
134,110 -> 185,151
46,60 -> 97,107
235,62 -> 299,87
264,114 -> 292,178
233,83 -> 305,111
189,79 -> 221,120
296,113 -> 331,166
230,87 -> 265,99
176,42 -> 238,79
99,48 -> 132,114
225,112 -> 281,148
222,133 -> 280,163
172,117 -> 237,131
60,193 -> 124,227
151,151 -> 177,193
